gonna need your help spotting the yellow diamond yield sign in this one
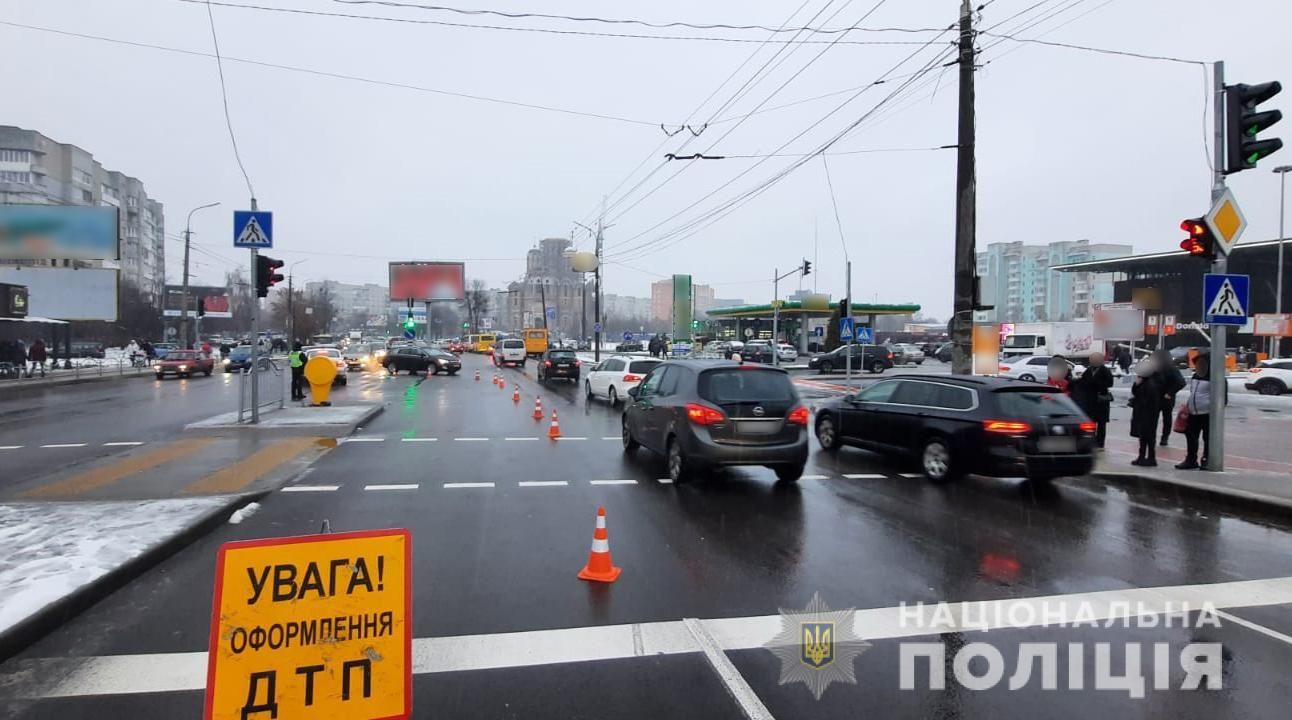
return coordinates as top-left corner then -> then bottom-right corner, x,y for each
1204,188 -> 1247,254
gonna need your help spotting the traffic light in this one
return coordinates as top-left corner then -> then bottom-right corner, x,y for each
403,313 -> 416,333
196,297 -> 206,318
801,259 -> 812,276
1225,81 -> 1282,174
254,255 -> 284,298
1179,217 -> 1216,259
462,321 -> 469,329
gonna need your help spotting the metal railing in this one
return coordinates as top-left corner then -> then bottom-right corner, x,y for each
238,356 -> 286,423
0,357 -> 154,382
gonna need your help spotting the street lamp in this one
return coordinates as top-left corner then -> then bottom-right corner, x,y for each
1274,166 -> 1291,358
180,201 -> 221,348
567,251 -> 598,353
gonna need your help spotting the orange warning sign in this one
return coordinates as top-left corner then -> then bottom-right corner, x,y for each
204,529 -> 411,720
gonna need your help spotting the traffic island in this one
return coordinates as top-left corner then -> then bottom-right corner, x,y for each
0,494 -> 262,663
185,403 -> 383,438
1089,452 -> 1292,520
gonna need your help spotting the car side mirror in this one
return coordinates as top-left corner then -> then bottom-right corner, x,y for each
627,386 -> 639,399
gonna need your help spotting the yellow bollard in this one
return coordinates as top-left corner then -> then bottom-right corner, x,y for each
304,355 -> 337,406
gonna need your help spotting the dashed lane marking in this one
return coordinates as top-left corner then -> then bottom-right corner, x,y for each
40,443 -> 86,448
341,437 -> 385,443
400,437 -> 437,442
1214,609 -> 1292,646
445,482 -> 494,488
899,473 -> 923,478
102,441 -> 145,447
601,436 -> 620,440
657,478 -> 674,484
519,481 -> 569,487
280,485 -> 340,493
590,479 -> 637,485
454,437 -> 489,442
17,576 -> 1292,699
555,437 -> 587,441
22,439 -> 215,499
504,437 -> 539,441
843,473 -> 886,479
365,483 -> 419,491
0,445 -> 21,450
800,474 -> 829,480
683,618 -> 775,720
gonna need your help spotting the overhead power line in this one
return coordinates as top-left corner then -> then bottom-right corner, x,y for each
204,0 -> 256,198
978,32 -> 1202,65
333,0 -> 946,36
0,20 -> 671,126
179,0 -> 936,46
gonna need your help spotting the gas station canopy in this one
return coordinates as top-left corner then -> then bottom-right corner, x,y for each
705,301 -> 920,319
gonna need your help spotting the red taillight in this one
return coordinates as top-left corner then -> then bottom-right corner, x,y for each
787,406 -> 809,426
886,351 -> 893,359
623,373 -> 642,382
544,360 -> 552,367
686,403 -> 726,426
1079,421 -> 1097,433
1250,367 -> 1262,374
999,365 -> 1010,372
983,419 -> 1031,435
575,360 -> 581,367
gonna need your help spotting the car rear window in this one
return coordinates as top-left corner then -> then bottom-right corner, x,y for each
992,389 -> 1083,419
698,368 -> 794,404
503,340 -> 525,348
628,360 -> 661,373
549,350 -> 576,360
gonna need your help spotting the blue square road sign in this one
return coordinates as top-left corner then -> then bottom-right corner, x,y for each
1202,273 -> 1249,326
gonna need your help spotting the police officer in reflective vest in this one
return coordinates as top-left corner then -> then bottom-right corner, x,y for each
289,343 -> 306,400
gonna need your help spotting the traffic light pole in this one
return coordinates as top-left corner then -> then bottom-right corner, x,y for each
1208,61 -> 1226,472
950,0 -> 977,376
249,198 -> 261,424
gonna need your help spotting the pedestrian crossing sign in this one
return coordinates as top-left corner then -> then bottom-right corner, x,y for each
233,210 -> 273,248
1202,273 -> 1249,326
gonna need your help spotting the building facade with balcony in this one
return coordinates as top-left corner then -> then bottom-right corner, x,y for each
0,125 -> 165,302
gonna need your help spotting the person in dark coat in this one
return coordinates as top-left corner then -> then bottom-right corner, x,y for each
1070,351 -> 1114,448
1116,345 -> 1132,374
1129,358 -> 1164,466
1151,349 -> 1186,447
27,338 -> 48,377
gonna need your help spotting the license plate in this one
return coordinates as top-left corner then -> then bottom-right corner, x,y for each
1038,437 -> 1076,453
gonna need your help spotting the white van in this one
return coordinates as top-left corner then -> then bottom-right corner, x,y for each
495,338 -> 528,368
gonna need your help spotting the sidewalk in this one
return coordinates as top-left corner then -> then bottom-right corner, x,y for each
0,364 -> 154,396
1094,439 -> 1292,514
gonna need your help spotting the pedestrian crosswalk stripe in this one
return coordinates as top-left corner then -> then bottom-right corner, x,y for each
281,485 -> 340,492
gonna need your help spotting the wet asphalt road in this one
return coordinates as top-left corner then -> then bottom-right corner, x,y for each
3,353 -> 1292,718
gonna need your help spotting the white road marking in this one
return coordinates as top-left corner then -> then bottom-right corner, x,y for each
590,479 -> 637,485
281,485 -> 340,493
519,481 -> 568,487
341,437 -> 384,443
454,437 -> 489,442
504,437 -> 539,441
364,484 -> 419,491
683,618 -> 774,720
899,473 -> 924,478
555,436 -> 587,441
41,443 -> 86,448
799,474 -> 829,480
445,482 -> 494,489
0,445 -> 22,450
1214,609 -> 1292,646
400,437 -> 437,442
843,473 -> 886,479
657,478 -> 674,484
102,442 -> 145,447
601,436 -> 620,440
19,575 -> 1292,699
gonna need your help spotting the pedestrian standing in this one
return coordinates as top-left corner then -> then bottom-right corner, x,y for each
1071,351 -> 1114,448
289,343 -> 306,400
1116,346 -> 1132,374
1151,349 -> 1186,447
1176,354 -> 1219,470
1046,355 -> 1073,393
1129,358 -> 1164,466
27,338 -> 47,377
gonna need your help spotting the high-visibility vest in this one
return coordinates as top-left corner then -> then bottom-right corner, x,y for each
289,351 -> 304,368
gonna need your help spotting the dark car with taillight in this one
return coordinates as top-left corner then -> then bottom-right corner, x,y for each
812,375 -> 1095,483
537,349 -> 581,382
621,360 -> 809,483
807,344 -> 894,374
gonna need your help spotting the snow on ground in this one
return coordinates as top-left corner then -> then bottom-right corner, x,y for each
0,497 -> 232,635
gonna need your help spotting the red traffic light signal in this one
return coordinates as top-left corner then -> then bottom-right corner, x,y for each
255,255 -> 285,298
1179,218 -> 1215,259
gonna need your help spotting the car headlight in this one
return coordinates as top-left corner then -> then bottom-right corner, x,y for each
223,358 -> 231,365
437,358 -> 448,366
178,365 -> 188,372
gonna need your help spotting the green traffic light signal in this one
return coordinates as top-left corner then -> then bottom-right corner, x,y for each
462,321 -> 469,329
1225,81 -> 1283,174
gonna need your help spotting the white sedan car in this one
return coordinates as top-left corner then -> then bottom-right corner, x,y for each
585,356 -> 663,406
998,355 -> 1083,383
776,343 -> 798,362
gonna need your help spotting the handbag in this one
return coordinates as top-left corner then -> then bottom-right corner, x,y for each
1173,405 -> 1190,434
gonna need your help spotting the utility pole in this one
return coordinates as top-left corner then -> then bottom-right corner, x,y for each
180,201 -> 220,349
845,260 -> 853,388
1275,164 -> 1291,358
594,217 -> 604,362
1207,62 -> 1227,471
950,0 -> 977,375
249,198 -> 261,423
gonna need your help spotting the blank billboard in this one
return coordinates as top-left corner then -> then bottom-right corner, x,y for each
0,205 -> 119,260
389,262 -> 465,301
0,267 -> 119,321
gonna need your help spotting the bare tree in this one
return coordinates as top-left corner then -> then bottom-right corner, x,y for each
462,278 -> 491,332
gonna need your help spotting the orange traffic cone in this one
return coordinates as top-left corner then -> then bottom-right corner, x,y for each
499,375 -> 507,391
577,506 -> 621,583
474,369 -> 480,381
532,397 -> 544,420
513,385 -> 521,403
548,410 -> 562,439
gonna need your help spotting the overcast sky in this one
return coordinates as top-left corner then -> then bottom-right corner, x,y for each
2,0 -> 1288,318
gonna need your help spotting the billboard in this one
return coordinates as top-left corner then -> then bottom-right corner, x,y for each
672,274 -> 692,341
1093,303 -> 1144,342
163,285 -> 233,318
0,267 -> 118,321
1,283 -> 28,318
389,262 -> 465,301
0,205 -> 119,260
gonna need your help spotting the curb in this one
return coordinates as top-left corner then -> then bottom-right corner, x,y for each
0,372 -> 153,399
184,404 -> 385,438
0,491 -> 268,664
1092,471 -> 1292,519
